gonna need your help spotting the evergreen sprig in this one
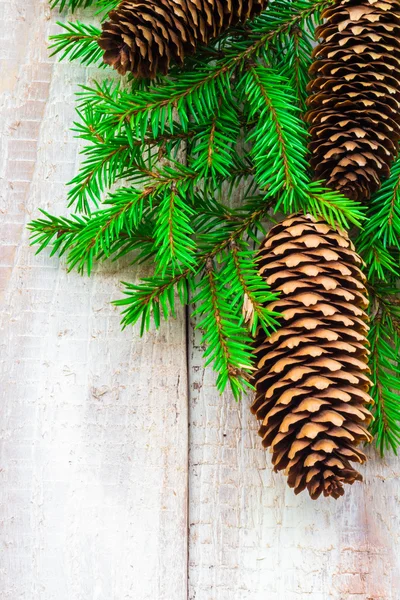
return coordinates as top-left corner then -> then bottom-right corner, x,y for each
49,21 -> 103,67
357,156 -> 400,283
50,0 -> 94,10
369,285 -> 400,455
192,258 -> 255,399
29,0 -> 400,453
50,0 -> 118,14
240,65 -> 309,211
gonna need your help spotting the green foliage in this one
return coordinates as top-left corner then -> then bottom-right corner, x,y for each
50,0 -> 118,14
192,260 -> 255,399
49,21 -> 103,67
368,286 -> 400,455
220,240 -> 280,337
50,0 -> 94,10
240,65 -> 309,211
153,173 -> 197,275
29,0 -> 400,448
190,97 -> 241,183
357,157 -> 400,283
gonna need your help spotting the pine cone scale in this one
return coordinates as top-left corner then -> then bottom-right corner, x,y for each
251,213 -> 373,500
306,0 -> 400,202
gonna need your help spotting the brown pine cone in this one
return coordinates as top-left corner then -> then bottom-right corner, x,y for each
305,0 -> 400,203
251,213 -> 373,500
98,0 -> 269,78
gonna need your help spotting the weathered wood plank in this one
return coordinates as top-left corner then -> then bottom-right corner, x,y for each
0,3 -> 188,599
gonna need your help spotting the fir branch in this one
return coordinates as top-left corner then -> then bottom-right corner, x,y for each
304,182 -> 366,230
368,288 -> 400,455
49,21 -> 103,67
358,156 -> 400,253
50,0 -> 119,14
190,97 -> 241,184
114,199 -> 275,331
50,0 -> 94,10
153,185 -> 197,275
192,259 -> 255,399
225,240 -> 280,336
240,65 -> 309,212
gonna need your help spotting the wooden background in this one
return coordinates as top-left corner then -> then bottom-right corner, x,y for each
1,1 -> 400,598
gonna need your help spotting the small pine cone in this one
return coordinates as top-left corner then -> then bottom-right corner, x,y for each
305,0 -> 400,203
98,0 -> 268,78
251,213 -> 373,500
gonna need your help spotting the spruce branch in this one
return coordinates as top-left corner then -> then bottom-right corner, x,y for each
50,0 -> 119,15
225,240 -> 280,336
153,184 -> 197,275
49,21 -> 103,67
50,0 -> 94,10
192,258 -> 255,400
190,97 -> 241,183
303,183 -> 366,230
28,188 -> 155,274
69,99 -> 199,212
79,68 -> 235,138
116,273 -> 190,334
368,287 -> 400,455
358,238 -> 400,283
114,199 -> 275,332
263,13 -> 315,110
68,125 -> 138,213
76,0 -> 332,136
240,65 -> 309,212
238,66 -> 364,228
357,156 -> 400,275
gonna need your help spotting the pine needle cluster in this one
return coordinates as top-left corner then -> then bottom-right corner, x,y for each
29,0 -> 400,454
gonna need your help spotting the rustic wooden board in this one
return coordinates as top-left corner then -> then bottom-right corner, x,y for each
1,2 -> 400,600
0,2 -> 188,599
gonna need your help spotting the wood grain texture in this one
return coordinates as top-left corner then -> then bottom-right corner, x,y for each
0,2 -> 188,599
1,1 -> 400,599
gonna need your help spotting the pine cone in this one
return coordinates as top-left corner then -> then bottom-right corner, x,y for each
98,0 -> 268,78
251,213 -> 373,500
305,0 -> 400,203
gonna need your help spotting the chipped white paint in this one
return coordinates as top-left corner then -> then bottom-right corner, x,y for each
0,2 -> 187,599
1,1 -> 400,599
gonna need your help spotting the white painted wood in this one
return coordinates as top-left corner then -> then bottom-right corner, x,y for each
2,1 -> 400,599
188,296 -> 400,600
0,2 -> 188,599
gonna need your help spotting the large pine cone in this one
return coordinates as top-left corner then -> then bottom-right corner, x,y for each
98,0 -> 269,77
251,213 -> 373,500
305,0 -> 400,203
